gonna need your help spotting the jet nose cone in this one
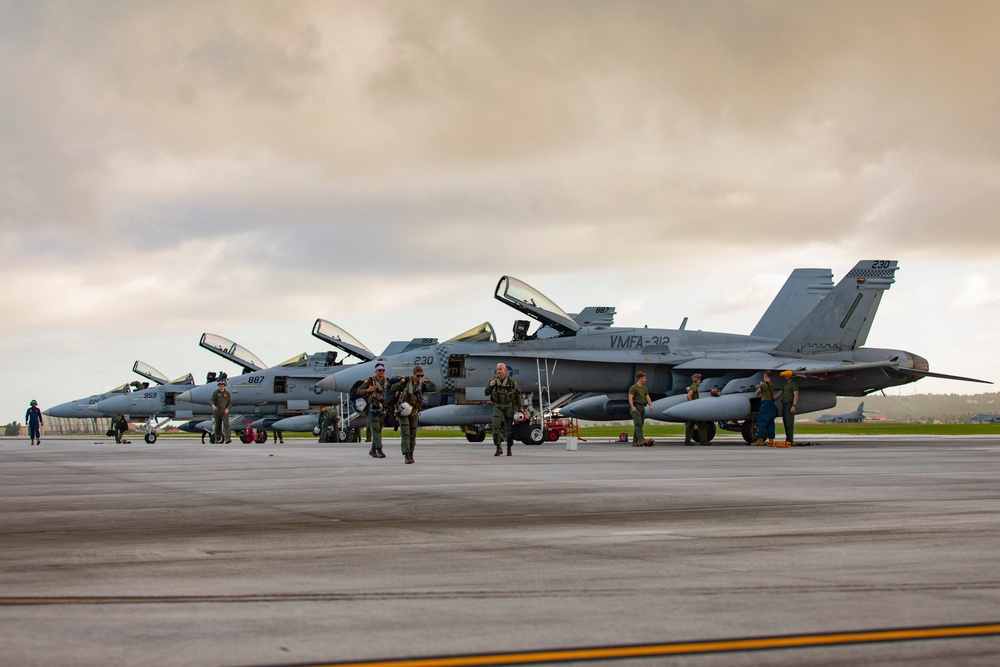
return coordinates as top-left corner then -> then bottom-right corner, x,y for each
42,409 -> 51,416
316,375 -> 339,392
95,395 -> 130,414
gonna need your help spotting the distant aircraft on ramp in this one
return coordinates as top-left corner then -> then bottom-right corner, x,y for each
970,413 -> 1000,423
816,402 -> 867,423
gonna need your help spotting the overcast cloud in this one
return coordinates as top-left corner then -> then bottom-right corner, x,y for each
3,0 -> 999,420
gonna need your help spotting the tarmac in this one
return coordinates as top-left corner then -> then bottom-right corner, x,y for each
2,434 -> 1000,666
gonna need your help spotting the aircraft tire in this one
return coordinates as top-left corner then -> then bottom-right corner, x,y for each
741,416 -> 758,444
465,430 -> 486,443
522,425 -> 544,446
696,421 -> 717,443
255,430 -> 267,444
208,434 -> 217,444
144,433 -> 157,444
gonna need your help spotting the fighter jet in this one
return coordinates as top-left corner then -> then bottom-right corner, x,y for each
971,413 -> 1000,423
174,321 -> 372,412
558,267 -> 836,423
318,261 -> 989,444
90,336 -> 277,443
815,402 -> 868,423
45,380 -> 149,419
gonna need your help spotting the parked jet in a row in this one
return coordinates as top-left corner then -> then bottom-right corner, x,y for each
318,260 -> 989,444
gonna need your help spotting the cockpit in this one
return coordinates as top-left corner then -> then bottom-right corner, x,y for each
494,276 -> 581,338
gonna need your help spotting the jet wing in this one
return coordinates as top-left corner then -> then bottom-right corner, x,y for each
894,368 -> 992,384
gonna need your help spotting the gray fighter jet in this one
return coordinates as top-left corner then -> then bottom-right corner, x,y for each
815,402 -> 868,423
558,267 -> 835,423
317,261 -> 989,444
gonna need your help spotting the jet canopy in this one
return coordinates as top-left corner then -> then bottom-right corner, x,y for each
132,361 -> 169,385
448,322 -> 497,343
169,373 -> 195,385
199,333 -> 268,372
311,319 -> 375,361
494,276 -> 581,337
275,353 -> 308,367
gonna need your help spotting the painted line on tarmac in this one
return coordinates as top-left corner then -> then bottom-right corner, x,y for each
273,623 -> 1000,666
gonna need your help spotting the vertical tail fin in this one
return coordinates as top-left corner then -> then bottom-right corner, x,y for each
751,268 -> 834,340
775,261 -> 898,354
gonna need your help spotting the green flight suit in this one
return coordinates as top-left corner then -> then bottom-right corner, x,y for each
391,376 -> 438,456
318,406 -> 340,442
360,375 -> 388,452
210,388 -> 232,443
486,375 -> 523,450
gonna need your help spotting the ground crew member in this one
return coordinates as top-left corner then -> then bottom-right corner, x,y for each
318,406 -> 340,442
628,371 -> 654,446
753,370 -> 777,446
26,399 -> 43,446
358,363 -> 389,458
775,370 -> 799,447
112,414 -> 128,444
486,362 -> 523,457
391,366 -> 437,464
210,379 -> 232,444
684,373 -> 710,445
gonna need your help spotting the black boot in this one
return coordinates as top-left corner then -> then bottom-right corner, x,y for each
369,447 -> 376,457
507,442 -> 513,456
493,434 -> 502,456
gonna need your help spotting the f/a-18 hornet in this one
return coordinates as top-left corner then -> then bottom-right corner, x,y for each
318,260 -> 988,443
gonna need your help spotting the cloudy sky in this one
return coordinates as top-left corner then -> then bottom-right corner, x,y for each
3,0 -> 999,422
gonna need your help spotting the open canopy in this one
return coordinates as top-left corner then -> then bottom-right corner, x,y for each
494,276 -> 581,336
199,333 -> 268,372
311,319 -> 375,362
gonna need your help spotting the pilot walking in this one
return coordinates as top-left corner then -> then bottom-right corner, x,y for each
26,399 -> 43,446
210,379 -> 233,444
358,363 -> 389,458
753,370 -> 777,446
391,366 -> 437,464
684,373 -> 710,446
628,372 -> 654,446
775,370 -> 799,447
486,362 -> 524,457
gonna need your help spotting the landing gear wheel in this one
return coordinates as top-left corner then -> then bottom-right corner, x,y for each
465,428 -> 486,443
208,434 -> 217,444
691,421 -> 717,443
255,430 -> 267,444
522,425 -> 544,446
741,416 -> 758,444
144,433 -> 157,444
